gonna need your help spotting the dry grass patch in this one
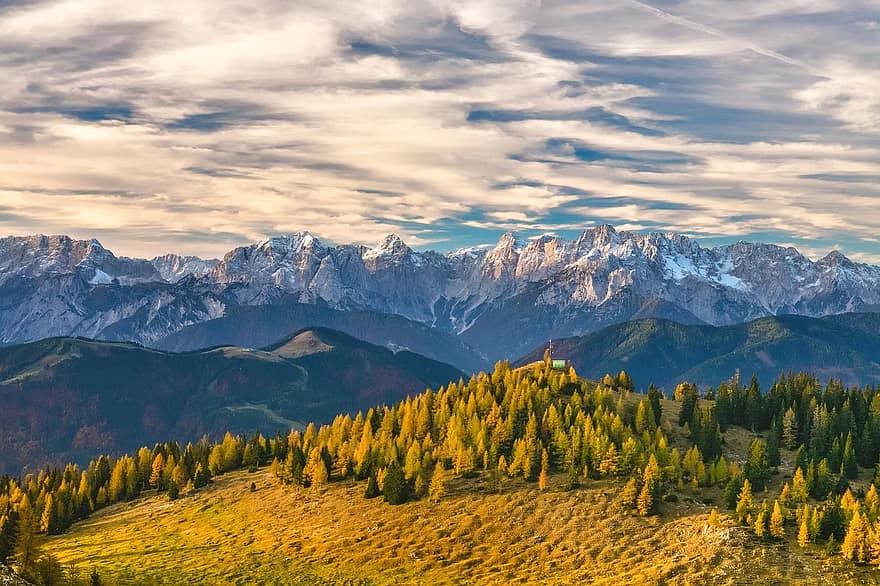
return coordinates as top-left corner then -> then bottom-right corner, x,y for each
45,468 -> 877,585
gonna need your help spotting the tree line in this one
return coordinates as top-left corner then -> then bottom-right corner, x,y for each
4,363 -> 880,583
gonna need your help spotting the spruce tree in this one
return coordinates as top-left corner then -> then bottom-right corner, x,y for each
364,474 -> 380,499
382,461 -> 410,505
841,433 -> 858,480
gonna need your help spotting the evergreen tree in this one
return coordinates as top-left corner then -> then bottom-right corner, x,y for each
841,508 -> 871,563
766,420 -> 781,468
364,474 -> 380,499
782,407 -> 799,450
798,518 -> 810,547
736,479 -> 755,524
14,499 -> 40,579
841,433 -> 858,480
382,461 -> 410,505
538,449 -> 549,491
647,384 -> 663,425
675,383 -> 699,427
769,500 -> 785,538
746,438 -> 770,491
428,462 -> 446,502
620,477 -> 640,509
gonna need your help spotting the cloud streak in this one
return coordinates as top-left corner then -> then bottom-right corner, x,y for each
0,0 -> 876,261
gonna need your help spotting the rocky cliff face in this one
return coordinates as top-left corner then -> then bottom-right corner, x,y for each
2,226 -> 879,360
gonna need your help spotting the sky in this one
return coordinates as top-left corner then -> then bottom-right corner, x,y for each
0,0 -> 878,261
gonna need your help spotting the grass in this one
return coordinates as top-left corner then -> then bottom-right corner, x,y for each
44,394 -> 879,585
46,467 -> 877,585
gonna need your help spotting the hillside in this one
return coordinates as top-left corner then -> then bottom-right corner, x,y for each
516,313 -> 880,389
152,302 -> 488,374
0,330 -> 462,475
42,396 -> 875,586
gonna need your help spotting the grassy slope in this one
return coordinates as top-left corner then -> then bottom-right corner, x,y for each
45,399 -> 878,585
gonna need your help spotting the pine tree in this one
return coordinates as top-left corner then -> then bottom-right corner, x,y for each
745,439 -> 770,491
736,479 -> 755,524
754,508 -> 767,537
620,477 -> 640,509
364,474 -> 380,499
791,467 -> 808,504
866,484 -> 879,521
841,508 -> 871,563
636,482 -> 655,516
841,433 -> 858,480
798,517 -> 810,547
14,499 -> 41,578
149,453 -> 166,490
782,407 -> 799,450
647,384 -> 663,425
675,383 -> 699,427
382,461 -> 410,505
708,508 -> 721,528
428,462 -> 446,502
538,449 -> 549,491
769,500 -> 785,539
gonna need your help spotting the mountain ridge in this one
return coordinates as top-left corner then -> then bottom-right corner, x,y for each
516,312 -> 880,389
0,328 -> 463,475
2,225 -> 880,360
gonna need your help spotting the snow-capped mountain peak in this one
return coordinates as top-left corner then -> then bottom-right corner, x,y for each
2,225 -> 880,360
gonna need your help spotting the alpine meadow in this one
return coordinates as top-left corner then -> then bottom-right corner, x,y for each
1,0 -> 880,584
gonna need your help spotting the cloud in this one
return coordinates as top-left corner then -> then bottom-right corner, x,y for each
0,0 -> 876,262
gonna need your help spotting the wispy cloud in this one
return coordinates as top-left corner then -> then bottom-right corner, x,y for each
0,0 -> 876,260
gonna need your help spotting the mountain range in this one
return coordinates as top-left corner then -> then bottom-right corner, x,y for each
0,328 -> 462,475
2,226 -> 880,367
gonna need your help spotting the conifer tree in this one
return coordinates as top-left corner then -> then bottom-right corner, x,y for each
769,500 -> 785,538
754,507 -> 767,537
791,467 -> 808,504
841,433 -> 858,480
382,461 -> 410,505
538,449 -> 549,491
428,462 -> 446,502
841,508 -> 871,563
736,479 -> 755,524
620,477 -> 640,510
798,518 -> 810,547
364,474 -> 380,499
14,499 -> 40,577
782,407 -> 799,450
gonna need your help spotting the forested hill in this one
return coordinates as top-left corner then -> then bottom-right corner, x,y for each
4,363 -> 880,583
516,313 -> 880,389
0,329 -> 462,475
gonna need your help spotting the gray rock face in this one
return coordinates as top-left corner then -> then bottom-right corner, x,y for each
1,226 -> 879,360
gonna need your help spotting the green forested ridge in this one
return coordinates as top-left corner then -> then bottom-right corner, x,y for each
4,361 -> 880,584
516,313 -> 880,389
0,329 -> 463,475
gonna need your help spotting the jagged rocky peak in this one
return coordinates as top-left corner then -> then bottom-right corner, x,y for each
151,254 -> 218,283
818,250 -> 854,267
257,232 -> 323,256
367,233 -> 411,256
